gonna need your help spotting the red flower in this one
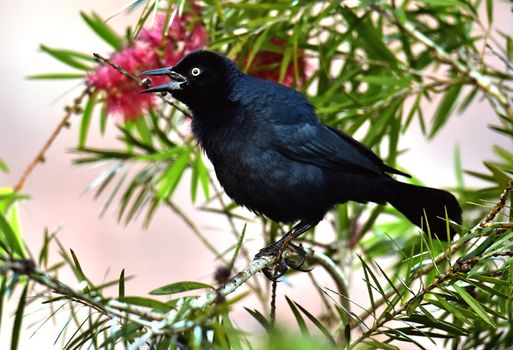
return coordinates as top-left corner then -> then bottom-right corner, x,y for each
244,38 -> 309,87
87,46 -> 164,120
87,9 -> 206,121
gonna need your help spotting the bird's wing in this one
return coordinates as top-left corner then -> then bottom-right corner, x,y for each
325,125 -> 410,177
234,77 -> 409,176
272,121 -> 384,175
267,106 -> 409,177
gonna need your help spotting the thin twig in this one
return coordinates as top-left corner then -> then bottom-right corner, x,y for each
93,52 -> 193,119
375,7 -> 513,120
13,87 -> 91,192
164,198 -> 222,260
480,179 -> 513,228
270,280 -> 277,326
350,255 -> 480,349
190,255 -> 273,309
93,53 -> 144,86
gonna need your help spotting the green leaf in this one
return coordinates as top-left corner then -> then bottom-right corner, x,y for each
11,284 -> 28,350
244,308 -> 272,332
0,212 -> 24,257
80,12 -> 122,50
213,0 -> 224,20
229,224 -> 246,272
99,106 -> 108,135
156,148 -> 191,199
363,338 -> 399,350
0,158 -> 8,173
149,281 -> 212,295
457,86 -> 479,113
243,27 -> 271,72
285,296 -> 309,336
419,0 -> 466,7
133,117 -> 153,147
344,11 -> 398,66
453,284 -> 496,327
399,313 -> 467,335
70,249 -> 92,289
429,84 -> 462,138
118,269 -> 125,298
27,73 -> 85,80
357,75 -> 412,87
190,153 -> 210,203
0,278 -> 6,329
486,0 -> 493,23
79,91 -> 98,148
453,144 -> 464,189
39,45 -> 92,71
294,302 -> 337,345
406,296 -> 423,316
278,46 -> 293,84
119,296 -> 170,311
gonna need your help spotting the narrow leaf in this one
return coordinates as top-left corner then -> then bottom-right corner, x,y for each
27,73 -> 85,80
244,307 -> 272,332
119,269 -> 125,298
11,284 -> 28,350
430,84 -> 462,138
80,12 -> 122,50
294,302 -> 336,345
70,249 -> 90,287
39,45 -> 92,71
150,281 -> 212,295
79,91 -> 98,148
0,158 -> 8,173
453,284 -> 496,327
156,149 -> 191,199
285,296 -> 309,336
0,212 -> 24,257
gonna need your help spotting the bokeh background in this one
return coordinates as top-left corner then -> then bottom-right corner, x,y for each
0,1 -> 511,348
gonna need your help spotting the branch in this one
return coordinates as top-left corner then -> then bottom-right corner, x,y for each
92,52 -> 192,119
13,87 -> 92,192
191,255 -> 273,309
350,253 -> 480,349
375,6 -> 513,120
350,179 -> 513,344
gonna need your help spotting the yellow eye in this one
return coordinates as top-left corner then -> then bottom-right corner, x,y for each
191,67 -> 201,76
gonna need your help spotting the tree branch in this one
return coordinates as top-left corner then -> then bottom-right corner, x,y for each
350,179 -> 513,343
13,87 -> 91,192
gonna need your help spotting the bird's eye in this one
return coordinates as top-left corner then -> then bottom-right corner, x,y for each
191,67 -> 201,76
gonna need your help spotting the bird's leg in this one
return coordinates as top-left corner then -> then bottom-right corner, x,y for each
255,220 -> 317,280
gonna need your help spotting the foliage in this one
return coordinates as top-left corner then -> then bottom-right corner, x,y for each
2,0 -> 513,349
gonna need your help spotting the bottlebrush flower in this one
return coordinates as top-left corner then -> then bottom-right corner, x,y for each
244,38 -> 309,87
87,9 -> 206,121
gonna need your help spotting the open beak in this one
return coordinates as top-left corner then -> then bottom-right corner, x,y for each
137,67 -> 188,93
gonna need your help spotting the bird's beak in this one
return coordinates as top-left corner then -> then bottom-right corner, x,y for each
137,67 -> 188,93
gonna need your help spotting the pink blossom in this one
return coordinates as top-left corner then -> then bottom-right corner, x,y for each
87,8 -> 206,121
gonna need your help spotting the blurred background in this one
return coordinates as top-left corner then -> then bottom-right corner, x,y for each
0,1 -> 511,348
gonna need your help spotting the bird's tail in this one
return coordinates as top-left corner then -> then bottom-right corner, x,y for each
386,181 -> 462,240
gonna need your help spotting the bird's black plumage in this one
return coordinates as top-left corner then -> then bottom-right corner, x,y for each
139,50 -> 462,241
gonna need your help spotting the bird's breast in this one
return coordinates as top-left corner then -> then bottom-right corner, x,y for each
191,109 -> 331,222
208,141 -> 330,222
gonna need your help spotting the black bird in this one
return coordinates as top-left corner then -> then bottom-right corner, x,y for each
139,50 -> 462,278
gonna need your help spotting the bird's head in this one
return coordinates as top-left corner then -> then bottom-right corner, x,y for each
138,50 -> 242,111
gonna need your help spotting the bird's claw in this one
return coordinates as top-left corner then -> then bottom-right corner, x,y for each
261,259 -> 288,281
254,242 -> 310,280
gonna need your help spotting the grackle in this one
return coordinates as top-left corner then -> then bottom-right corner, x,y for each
139,50 -> 462,279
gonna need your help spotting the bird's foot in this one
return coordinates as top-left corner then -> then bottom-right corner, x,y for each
254,241 -> 310,281
284,243 -> 311,272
